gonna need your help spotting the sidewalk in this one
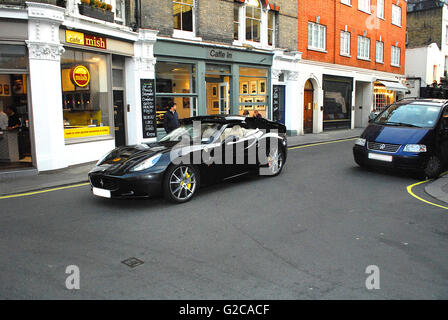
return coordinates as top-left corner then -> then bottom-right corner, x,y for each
425,174 -> 448,205
0,128 -> 363,196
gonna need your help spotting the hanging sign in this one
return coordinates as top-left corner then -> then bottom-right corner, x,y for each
70,65 -> 90,87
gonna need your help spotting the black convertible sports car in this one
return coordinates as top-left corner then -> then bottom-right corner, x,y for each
88,115 -> 287,203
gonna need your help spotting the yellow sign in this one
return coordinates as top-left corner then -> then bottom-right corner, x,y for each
70,65 -> 90,87
66,30 -> 85,46
64,126 -> 110,139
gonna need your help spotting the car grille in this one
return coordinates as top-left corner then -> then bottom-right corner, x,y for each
90,176 -> 119,191
367,142 -> 401,153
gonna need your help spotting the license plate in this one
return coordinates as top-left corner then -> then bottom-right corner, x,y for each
368,153 -> 393,162
92,187 -> 111,198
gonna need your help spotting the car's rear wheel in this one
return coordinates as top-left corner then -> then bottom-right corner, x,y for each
423,155 -> 442,179
163,164 -> 200,203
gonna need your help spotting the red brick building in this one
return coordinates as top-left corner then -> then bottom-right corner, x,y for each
289,0 -> 407,133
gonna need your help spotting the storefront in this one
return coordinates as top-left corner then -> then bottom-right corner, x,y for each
60,29 -> 133,149
373,80 -> 407,112
322,75 -> 353,131
0,26 -> 33,172
153,40 -> 272,136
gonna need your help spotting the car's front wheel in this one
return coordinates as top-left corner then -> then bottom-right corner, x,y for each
163,164 -> 200,203
259,146 -> 285,177
422,155 -> 442,179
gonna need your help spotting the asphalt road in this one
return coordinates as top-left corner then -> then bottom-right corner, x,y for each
1,139 -> 448,299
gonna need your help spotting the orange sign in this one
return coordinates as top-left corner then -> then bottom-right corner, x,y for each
70,65 -> 90,87
66,30 -> 107,50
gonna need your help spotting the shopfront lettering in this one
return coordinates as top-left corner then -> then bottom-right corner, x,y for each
208,49 -> 233,60
66,30 -> 107,50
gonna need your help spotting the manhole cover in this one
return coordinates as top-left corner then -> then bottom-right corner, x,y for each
121,257 -> 144,268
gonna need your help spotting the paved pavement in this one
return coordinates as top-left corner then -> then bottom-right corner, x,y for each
425,174 -> 448,205
0,128 -> 364,196
1,139 -> 447,299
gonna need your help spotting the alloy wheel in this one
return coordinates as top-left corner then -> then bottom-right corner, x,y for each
169,166 -> 197,201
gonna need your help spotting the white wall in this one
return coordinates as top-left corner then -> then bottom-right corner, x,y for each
406,44 -> 444,87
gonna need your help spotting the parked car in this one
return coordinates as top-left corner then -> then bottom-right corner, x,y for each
353,98 -> 448,178
89,115 -> 287,203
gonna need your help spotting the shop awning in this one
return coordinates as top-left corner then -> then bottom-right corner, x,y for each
377,80 -> 408,92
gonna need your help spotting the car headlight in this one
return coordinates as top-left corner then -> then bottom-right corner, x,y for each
403,144 -> 427,153
130,153 -> 162,172
355,138 -> 366,147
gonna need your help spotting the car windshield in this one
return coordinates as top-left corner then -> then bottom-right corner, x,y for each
159,122 -> 223,143
374,103 -> 442,128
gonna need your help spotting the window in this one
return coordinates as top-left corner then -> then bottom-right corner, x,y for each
358,0 -> 370,13
234,4 -> 240,40
446,25 -> 448,45
308,22 -> 326,51
268,11 -> 275,46
392,5 -> 402,27
340,31 -> 351,56
114,0 -> 125,24
61,49 -> 112,142
155,62 -> 197,127
357,36 -> 370,60
391,46 -> 401,66
239,67 -> 269,118
173,0 -> 194,32
376,41 -> 384,63
246,0 -> 261,42
234,0 -> 276,48
377,0 -> 384,19
341,0 -> 351,5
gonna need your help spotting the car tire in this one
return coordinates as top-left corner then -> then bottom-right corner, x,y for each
422,155 -> 442,179
163,164 -> 200,203
258,145 -> 285,177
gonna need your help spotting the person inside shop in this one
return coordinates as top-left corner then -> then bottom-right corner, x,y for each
0,107 -> 8,131
253,110 -> 262,118
5,106 -> 21,130
163,101 -> 179,134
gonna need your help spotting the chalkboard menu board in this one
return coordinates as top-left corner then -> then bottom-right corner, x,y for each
140,79 -> 157,139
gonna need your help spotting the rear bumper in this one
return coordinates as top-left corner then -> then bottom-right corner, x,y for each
353,145 -> 428,171
88,169 -> 164,198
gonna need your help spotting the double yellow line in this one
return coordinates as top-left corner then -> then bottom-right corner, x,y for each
0,182 -> 89,200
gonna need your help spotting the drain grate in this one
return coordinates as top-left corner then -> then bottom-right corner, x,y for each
121,257 -> 144,268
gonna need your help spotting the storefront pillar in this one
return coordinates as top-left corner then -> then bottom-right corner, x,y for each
125,29 -> 158,145
285,71 -> 300,135
26,2 -> 66,171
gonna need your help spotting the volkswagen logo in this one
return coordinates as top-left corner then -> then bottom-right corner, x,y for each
379,144 -> 386,150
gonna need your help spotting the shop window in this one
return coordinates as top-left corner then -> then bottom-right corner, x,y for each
323,76 -> 352,130
374,83 -> 394,112
173,0 -> 194,33
155,62 -> 197,131
0,45 -> 27,70
239,67 -> 268,118
205,64 -> 231,116
61,49 -> 112,142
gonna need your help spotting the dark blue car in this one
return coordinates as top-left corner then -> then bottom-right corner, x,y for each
353,99 -> 448,178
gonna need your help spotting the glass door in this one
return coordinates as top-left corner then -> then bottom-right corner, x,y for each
218,82 -> 229,114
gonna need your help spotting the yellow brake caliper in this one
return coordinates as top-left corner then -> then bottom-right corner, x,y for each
186,171 -> 191,190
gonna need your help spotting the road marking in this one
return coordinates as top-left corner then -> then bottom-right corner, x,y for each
0,182 -> 89,200
288,137 -> 357,150
406,170 -> 448,211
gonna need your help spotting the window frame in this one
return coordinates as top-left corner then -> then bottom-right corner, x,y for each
173,0 -> 197,38
340,30 -> 351,57
376,40 -> 384,63
392,4 -> 402,27
358,0 -> 371,14
341,0 -> 351,6
391,45 -> 401,67
357,35 -> 371,60
377,0 -> 385,19
308,22 -> 327,52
